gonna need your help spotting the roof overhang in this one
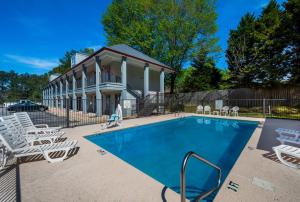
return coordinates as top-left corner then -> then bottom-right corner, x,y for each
47,46 -> 175,87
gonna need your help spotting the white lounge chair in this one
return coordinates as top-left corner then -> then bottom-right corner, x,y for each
231,106 -> 239,116
221,106 -> 229,116
196,105 -> 203,114
0,144 -> 7,169
0,115 -> 63,146
0,121 -> 77,164
203,105 -> 211,115
273,145 -> 300,169
14,112 -> 62,134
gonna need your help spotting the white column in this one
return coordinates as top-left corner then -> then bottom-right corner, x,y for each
159,69 -> 165,113
72,72 -> 77,111
95,56 -> 102,116
82,65 -> 87,113
42,89 -> 45,105
55,83 -> 59,108
45,88 -> 49,106
119,57 -> 127,116
144,64 -> 149,97
60,80 -> 63,109
65,77 -> 69,99
50,85 -> 54,108
121,57 -> 127,99
160,69 -> 164,93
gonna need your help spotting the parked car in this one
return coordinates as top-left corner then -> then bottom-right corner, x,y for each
7,100 -> 48,112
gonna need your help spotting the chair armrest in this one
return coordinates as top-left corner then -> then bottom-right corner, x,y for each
26,129 -> 47,135
34,124 -> 49,128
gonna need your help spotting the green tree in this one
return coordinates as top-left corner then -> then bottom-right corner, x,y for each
176,49 -> 221,92
254,0 -> 286,86
226,0 -> 299,87
226,13 -> 258,87
102,0 -> 219,93
0,70 -> 48,102
281,0 -> 300,84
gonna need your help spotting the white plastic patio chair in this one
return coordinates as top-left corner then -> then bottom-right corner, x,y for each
231,106 -> 239,116
196,105 -> 204,114
0,115 -> 63,146
101,104 -> 123,130
14,112 -> 62,134
203,105 -> 211,115
0,121 -> 78,164
221,106 -> 230,116
273,145 -> 300,169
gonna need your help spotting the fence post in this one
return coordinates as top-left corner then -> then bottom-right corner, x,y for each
263,98 -> 266,117
66,98 -> 70,128
156,91 -> 159,113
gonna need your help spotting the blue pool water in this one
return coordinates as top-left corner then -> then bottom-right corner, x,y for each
86,116 -> 258,201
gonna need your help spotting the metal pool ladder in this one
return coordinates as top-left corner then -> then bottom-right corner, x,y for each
180,151 -> 222,202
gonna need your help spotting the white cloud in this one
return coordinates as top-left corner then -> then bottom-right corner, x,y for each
256,1 -> 268,9
4,54 -> 58,70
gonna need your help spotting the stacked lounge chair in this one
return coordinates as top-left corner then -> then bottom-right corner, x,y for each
14,112 -> 61,134
0,112 -> 78,168
0,115 -> 63,146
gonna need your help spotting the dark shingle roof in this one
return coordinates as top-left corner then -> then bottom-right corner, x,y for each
107,44 -> 169,68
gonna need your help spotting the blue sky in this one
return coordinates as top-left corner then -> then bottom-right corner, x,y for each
0,0 -> 285,74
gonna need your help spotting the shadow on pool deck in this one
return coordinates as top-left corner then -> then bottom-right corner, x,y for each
257,118 -> 300,166
0,158 -> 21,202
257,118 -> 300,152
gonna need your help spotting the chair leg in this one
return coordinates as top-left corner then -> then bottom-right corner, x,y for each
42,148 -> 71,163
275,150 -> 300,169
0,148 -> 7,170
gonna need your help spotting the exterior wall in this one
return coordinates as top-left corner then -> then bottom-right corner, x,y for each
102,61 -> 121,82
102,92 -> 121,115
127,65 -> 144,90
127,65 -> 160,92
149,70 -> 160,92
44,49 -> 170,117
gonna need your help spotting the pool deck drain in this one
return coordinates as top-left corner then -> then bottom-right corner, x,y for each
13,114 -> 300,202
252,177 -> 275,192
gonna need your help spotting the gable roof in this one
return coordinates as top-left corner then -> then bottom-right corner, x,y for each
107,44 -> 168,68
47,44 -> 173,86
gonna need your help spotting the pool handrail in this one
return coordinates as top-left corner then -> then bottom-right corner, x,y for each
180,151 -> 222,202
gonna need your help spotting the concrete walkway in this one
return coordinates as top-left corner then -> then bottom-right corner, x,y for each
215,118 -> 300,202
1,114 -> 299,201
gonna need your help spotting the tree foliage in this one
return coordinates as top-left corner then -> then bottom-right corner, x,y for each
0,71 -> 48,103
49,48 -> 94,75
226,0 -> 300,87
102,0 -> 219,93
176,48 -> 222,92
1,48 -> 94,103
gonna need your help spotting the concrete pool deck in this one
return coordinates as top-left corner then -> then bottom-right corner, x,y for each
2,114 -> 300,201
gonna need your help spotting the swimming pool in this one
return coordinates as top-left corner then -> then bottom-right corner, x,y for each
86,116 -> 258,201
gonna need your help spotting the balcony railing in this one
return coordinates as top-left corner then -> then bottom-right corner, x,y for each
102,74 -> 121,83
